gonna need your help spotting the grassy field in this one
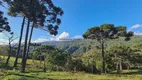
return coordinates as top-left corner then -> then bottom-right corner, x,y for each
1,70 -> 142,80
1,56 -> 142,80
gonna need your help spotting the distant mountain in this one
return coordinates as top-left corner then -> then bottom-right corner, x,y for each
1,36 -> 142,56
40,36 -> 142,55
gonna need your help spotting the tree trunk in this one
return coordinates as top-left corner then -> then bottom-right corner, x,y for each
32,57 -> 34,63
43,55 -> 46,72
119,61 -> 122,73
127,65 -> 130,70
40,56 -> 42,64
101,42 -> 105,73
92,66 -> 94,73
56,65 -> 59,71
32,46 -> 36,63
21,0 -> 34,72
25,22 -> 34,64
13,17 -> 25,68
21,18 -> 31,72
116,62 -> 118,70
5,42 -> 11,65
116,62 -> 120,73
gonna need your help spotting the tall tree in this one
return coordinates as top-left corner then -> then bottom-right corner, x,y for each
23,0 -> 63,72
2,0 -> 27,67
0,10 -> 11,60
3,0 -> 63,72
13,17 -> 25,67
83,24 -> 133,73
22,0 -> 63,72
4,32 -> 18,65
26,0 -> 63,58
0,8 -> 12,65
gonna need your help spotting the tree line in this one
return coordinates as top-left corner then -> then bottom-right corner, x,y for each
25,44 -> 142,74
0,0 -> 63,72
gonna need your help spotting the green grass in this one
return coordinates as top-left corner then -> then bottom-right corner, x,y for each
1,56 -> 142,80
1,71 -> 142,80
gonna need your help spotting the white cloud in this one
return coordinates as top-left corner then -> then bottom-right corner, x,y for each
134,32 -> 142,35
32,32 -> 84,42
32,32 -> 70,42
72,35 -> 83,39
129,24 -> 142,31
32,38 -> 49,43
132,24 -> 142,29
56,32 -> 69,40
0,31 -> 83,45
128,24 -> 142,35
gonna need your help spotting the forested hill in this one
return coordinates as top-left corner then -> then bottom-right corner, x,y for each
41,35 -> 142,55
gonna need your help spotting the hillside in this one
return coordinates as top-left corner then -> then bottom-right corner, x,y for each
40,35 -> 142,55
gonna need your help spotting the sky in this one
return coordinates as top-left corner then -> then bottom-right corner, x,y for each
0,0 -> 142,44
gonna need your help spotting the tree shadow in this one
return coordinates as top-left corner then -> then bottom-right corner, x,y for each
123,70 -> 142,75
48,78 -> 77,80
0,62 -> 13,70
110,70 -> 142,75
6,72 -> 76,80
7,73 -> 48,80
30,70 -> 44,73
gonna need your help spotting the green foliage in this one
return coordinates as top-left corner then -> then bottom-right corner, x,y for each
82,49 -> 102,73
32,45 -> 71,71
0,46 -> 8,56
100,24 -> 114,32
0,11 -> 11,32
106,46 -> 142,73
71,57 -> 84,72
46,49 -> 69,70
3,0 -> 63,36
83,24 -> 133,40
